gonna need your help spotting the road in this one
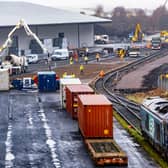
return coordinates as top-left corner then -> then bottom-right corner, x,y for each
0,90 -> 160,168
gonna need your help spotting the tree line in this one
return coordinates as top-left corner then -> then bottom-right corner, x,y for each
92,5 -> 168,37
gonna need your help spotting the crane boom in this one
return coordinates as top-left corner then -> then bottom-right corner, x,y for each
0,19 -> 48,54
131,23 -> 144,42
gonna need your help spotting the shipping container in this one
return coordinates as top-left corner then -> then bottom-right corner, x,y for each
78,94 -> 113,138
60,78 -> 81,108
38,71 -> 56,92
0,69 -> 9,91
85,139 -> 128,166
66,84 -> 94,119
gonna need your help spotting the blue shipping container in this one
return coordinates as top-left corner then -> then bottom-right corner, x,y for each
38,71 -> 56,92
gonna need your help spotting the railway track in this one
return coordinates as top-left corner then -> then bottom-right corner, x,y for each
94,49 -> 168,134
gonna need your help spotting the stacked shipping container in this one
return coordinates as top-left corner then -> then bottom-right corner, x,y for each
78,94 -> 113,138
66,84 -> 94,119
63,83 -> 127,166
59,78 -> 81,109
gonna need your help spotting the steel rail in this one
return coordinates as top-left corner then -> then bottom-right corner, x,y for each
94,49 -> 168,133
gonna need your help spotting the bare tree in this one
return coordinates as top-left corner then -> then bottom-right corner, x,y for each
94,5 -> 104,17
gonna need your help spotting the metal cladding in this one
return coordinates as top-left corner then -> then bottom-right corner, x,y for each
38,71 -> 56,92
66,84 -> 94,119
0,69 -> 9,91
78,94 -> 113,138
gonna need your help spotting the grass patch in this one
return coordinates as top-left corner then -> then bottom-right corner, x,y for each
114,111 -> 168,168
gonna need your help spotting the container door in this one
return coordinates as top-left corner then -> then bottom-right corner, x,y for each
46,75 -> 56,91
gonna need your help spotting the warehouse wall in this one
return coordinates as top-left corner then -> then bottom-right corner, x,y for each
0,23 -> 94,56
79,24 -> 94,47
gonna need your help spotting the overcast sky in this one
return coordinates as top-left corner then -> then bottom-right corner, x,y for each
2,0 -> 167,11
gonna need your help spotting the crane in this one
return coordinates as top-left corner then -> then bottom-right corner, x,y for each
131,23 -> 144,42
0,19 -> 51,70
0,19 -> 48,54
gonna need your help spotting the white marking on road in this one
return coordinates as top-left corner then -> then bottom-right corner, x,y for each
38,100 -> 61,168
5,123 -> 15,168
27,110 -> 34,129
25,105 -> 38,168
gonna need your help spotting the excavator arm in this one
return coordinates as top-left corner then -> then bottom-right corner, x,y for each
0,19 -> 48,54
131,23 -> 144,42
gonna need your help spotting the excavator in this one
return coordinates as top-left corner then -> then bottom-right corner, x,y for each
131,23 -> 144,42
0,19 -> 49,74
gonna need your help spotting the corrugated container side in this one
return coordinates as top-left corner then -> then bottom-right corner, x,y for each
0,69 -> 9,91
78,96 -> 113,138
65,84 -> 94,119
59,78 -> 81,109
66,91 -> 94,119
65,87 -> 72,114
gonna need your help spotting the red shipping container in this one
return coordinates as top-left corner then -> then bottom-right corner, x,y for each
78,94 -> 113,138
66,84 -> 94,119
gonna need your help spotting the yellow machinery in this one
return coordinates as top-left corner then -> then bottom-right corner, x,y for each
131,23 -> 144,42
116,48 -> 126,60
160,30 -> 168,42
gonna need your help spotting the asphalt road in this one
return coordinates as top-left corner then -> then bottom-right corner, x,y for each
0,90 -> 160,168
25,47 -> 154,75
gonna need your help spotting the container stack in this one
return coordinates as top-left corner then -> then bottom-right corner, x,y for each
77,94 -> 127,166
66,84 -> 94,119
59,78 -> 81,109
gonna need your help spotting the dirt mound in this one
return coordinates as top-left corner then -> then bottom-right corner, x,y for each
142,63 -> 168,89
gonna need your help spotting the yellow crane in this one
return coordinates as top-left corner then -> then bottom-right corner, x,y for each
131,23 -> 144,42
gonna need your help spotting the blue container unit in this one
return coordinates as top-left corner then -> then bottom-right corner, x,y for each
38,71 -> 56,92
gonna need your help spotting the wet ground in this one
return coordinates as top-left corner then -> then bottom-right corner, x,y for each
0,90 -> 160,168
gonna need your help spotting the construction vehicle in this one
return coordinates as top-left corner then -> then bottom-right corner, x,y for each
151,37 -> 161,50
128,47 -> 140,57
0,19 -> 49,74
160,30 -> 168,48
130,23 -> 144,42
2,54 -> 28,75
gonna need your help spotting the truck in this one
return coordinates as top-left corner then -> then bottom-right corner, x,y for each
151,37 -> 161,50
1,54 -> 28,75
0,19 -> 49,74
128,47 -> 140,57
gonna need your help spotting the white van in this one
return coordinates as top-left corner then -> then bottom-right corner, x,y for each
51,49 -> 69,60
26,54 -> 38,63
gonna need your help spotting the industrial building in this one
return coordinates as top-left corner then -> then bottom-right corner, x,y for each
0,1 -> 110,55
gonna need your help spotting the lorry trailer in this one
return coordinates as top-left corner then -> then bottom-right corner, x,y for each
85,139 -> 128,166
